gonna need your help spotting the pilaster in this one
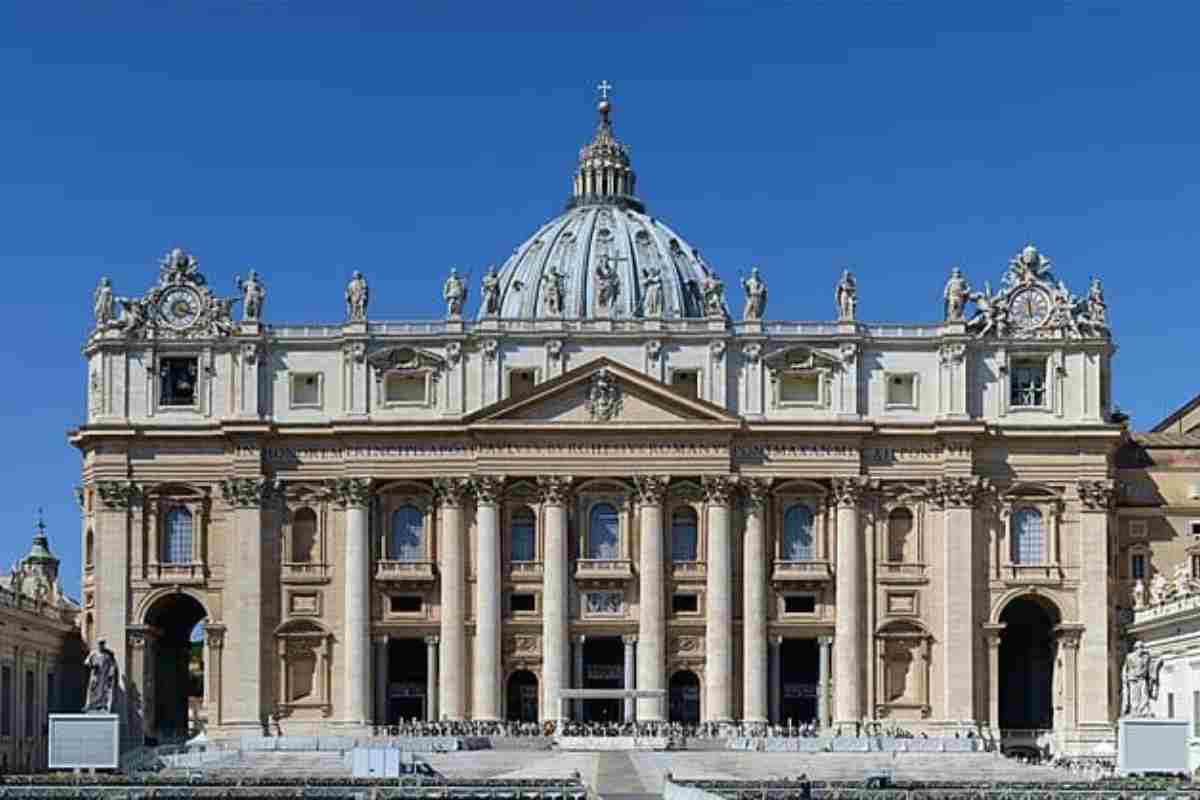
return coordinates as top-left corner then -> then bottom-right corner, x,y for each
1076,480 -> 1115,729
93,480 -> 139,731
983,623 -> 1004,736
203,624 -> 225,729
331,477 -> 372,726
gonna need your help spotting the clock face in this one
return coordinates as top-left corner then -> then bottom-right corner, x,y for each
1009,287 -> 1051,331
158,286 -> 202,330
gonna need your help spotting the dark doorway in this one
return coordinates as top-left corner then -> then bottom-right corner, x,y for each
144,593 -> 207,743
582,636 -> 623,722
781,638 -> 819,724
387,638 -> 428,723
506,670 -> 539,722
999,596 -> 1058,730
669,670 -> 700,723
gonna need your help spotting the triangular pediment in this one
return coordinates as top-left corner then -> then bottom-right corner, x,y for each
762,344 -> 843,371
466,357 -> 741,427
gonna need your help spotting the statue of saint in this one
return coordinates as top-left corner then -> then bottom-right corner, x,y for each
443,268 -> 467,318
943,267 -> 971,322
236,270 -> 266,322
345,271 -> 370,321
93,277 -> 114,328
594,255 -> 620,314
1150,572 -> 1168,606
117,296 -> 149,335
83,639 -> 119,714
834,269 -> 857,322
641,265 -> 664,317
541,265 -> 565,316
741,268 -> 767,321
1132,578 -> 1147,610
701,273 -> 726,319
480,265 -> 501,316
1121,641 -> 1162,718
9,561 -> 22,596
1087,277 -> 1107,327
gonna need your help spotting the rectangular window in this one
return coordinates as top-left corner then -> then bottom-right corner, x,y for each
1132,554 -> 1145,580
885,373 -> 917,408
672,594 -> 699,614
384,373 -> 426,404
0,666 -> 10,736
671,370 -> 699,400
511,593 -> 536,613
24,670 -> 33,737
780,373 -> 820,404
1010,359 -> 1047,408
784,595 -> 816,614
389,595 -> 422,614
290,373 -> 322,408
508,369 -> 537,401
159,357 -> 198,407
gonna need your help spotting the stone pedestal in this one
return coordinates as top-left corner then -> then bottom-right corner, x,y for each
1118,718 -> 1190,776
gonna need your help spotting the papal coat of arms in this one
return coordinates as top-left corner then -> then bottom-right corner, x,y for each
587,369 -> 622,421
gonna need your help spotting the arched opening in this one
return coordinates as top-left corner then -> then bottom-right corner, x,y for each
506,670 -> 539,722
887,508 -> 914,562
669,670 -> 700,723
144,592 -> 207,743
510,506 -> 536,562
389,505 -> 424,561
587,503 -> 619,559
782,505 -> 814,560
998,595 -> 1058,730
671,507 -> 698,562
84,529 -> 94,568
291,508 -> 317,563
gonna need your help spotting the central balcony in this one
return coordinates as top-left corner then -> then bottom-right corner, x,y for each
147,562 -> 206,586
574,558 -> 634,586
375,559 -> 437,584
771,559 -> 834,585
1002,564 -> 1063,585
509,560 -> 544,581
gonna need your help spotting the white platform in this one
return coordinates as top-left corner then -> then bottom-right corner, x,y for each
48,713 -> 119,770
1118,717 -> 1191,775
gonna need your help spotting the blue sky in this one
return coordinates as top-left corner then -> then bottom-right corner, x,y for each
1,2 -> 1198,591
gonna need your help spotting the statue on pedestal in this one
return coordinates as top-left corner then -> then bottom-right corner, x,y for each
443,268 -> 467,318
93,278 -> 114,328
83,639 -> 119,714
480,265 -> 501,316
701,273 -> 726,319
641,265 -> 663,317
345,271 -> 370,321
541,265 -> 565,316
835,269 -> 857,322
741,268 -> 767,321
943,267 -> 971,322
594,254 -> 621,315
236,270 -> 265,322
1120,641 -> 1162,718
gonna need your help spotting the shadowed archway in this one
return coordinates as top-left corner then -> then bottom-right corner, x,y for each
998,595 -> 1060,730
144,592 -> 207,742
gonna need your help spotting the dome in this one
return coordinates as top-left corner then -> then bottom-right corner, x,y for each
480,90 -> 723,320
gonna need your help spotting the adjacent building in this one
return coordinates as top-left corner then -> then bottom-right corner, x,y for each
72,91 -> 1124,756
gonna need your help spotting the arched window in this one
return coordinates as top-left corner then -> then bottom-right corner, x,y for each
588,503 -> 620,559
389,505 -> 424,561
782,505 -> 814,561
671,508 -> 698,562
887,508 -> 914,563
291,508 -> 318,563
511,507 -> 536,562
84,529 -> 94,568
1011,507 -> 1045,565
163,507 -> 193,564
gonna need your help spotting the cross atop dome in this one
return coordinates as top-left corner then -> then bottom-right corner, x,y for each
570,81 -> 640,212
597,79 -> 612,101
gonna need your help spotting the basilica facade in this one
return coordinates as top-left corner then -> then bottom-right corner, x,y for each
72,93 -> 1123,755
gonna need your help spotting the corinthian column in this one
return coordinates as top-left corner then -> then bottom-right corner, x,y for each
702,474 -> 736,723
330,477 -> 373,726
434,477 -> 471,720
633,474 -> 669,722
538,475 -> 572,723
832,476 -> 867,725
472,475 -> 504,721
1076,480 -> 1115,730
741,478 -> 770,723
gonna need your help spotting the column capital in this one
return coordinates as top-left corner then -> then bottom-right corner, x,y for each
1054,623 -> 1085,650
95,480 -> 142,510
632,474 -> 671,507
831,476 -> 869,508
925,476 -> 990,509
817,635 -> 834,647
127,625 -> 152,651
373,633 -> 390,647
741,477 -> 771,514
470,475 -> 505,505
573,633 -> 587,645
433,477 -> 472,508
769,634 -> 784,647
622,634 -> 638,645
536,475 -> 573,506
424,634 -> 440,646
701,474 -> 737,507
203,624 -> 226,650
1076,479 -> 1116,511
221,476 -> 283,509
982,622 -> 1005,647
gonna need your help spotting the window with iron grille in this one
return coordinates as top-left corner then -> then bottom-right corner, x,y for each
510,508 -> 536,562
1011,507 -> 1045,564
671,508 -> 698,562
163,507 -> 193,564
159,357 -> 198,407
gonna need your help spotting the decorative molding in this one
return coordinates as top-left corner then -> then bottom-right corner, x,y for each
241,342 -> 262,365
632,474 -> 670,507
445,341 -> 463,365
645,339 -> 662,362
106,247 -> 239,341
220,477 -> 281,509
343,341 -> 367,364
536,475 -> 573,506
1077,479 -> 1116,511
204,625 -> 226,650
432,477 -> 472,508
741,477 -> 771,514
471,475 -> 505,505
831,476 -> 869,508
481,339 -> 499,362
926,476 -> 990,509
545,339 -> 563,361
587,368 -> 622,422
367,345 -> 446,375
95,481 -> 142,510
701,474 -> 737,506
839,342 -> 858,365
938,343 -> 967,366
742,342 -> 762,363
